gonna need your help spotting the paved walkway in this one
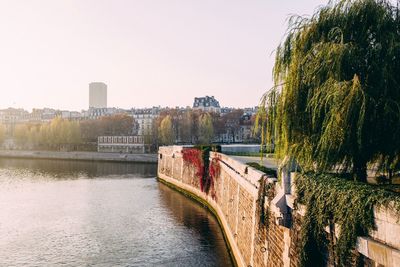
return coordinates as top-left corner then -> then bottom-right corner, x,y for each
230,155 -> 278,169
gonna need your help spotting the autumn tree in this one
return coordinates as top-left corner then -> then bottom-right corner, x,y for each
99,114 -> 133,136
12,118 -> 82,150
80,114 -> 134,143
220,110 -> 243,143
179,110 -> 193,144
14,124 -> 30,147
159,115 -> 174,145
197,113 -> 214,144
0,124 -> 6,145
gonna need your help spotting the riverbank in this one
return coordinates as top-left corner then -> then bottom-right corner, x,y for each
0,150 -> 158,163
158,145 -> 400,267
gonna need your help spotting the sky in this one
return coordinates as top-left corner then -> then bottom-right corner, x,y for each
0,0 -> 328,111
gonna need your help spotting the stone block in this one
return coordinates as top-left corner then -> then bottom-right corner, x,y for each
368,240 -> 389,266
391,249 -> 400,267
356,238 -> 369,257
385,222 -> 400,249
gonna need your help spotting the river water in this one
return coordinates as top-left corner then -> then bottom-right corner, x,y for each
0,159 -> 233,267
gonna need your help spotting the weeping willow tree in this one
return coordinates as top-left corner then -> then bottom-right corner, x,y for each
259,0 -> 400,182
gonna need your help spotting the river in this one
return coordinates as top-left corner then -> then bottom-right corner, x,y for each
0,158 -> 233,267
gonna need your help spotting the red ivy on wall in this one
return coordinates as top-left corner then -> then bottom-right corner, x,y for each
208,158 -> 221,200
182,148 -> 222,198
182,148 -> 205,191
209,158 -> 221,181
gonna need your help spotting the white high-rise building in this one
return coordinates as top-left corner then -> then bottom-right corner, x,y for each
89,82 -> 107,108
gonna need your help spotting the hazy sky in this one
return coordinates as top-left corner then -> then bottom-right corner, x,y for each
0,0 -> 328,111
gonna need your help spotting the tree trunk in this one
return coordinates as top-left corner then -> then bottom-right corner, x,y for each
388,169 -> 393,184
328,219 -> 337,267
353,159 -> 367,183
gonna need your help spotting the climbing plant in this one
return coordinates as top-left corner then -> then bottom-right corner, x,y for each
256,177 -> 275,229
295,172 -> 400,266
259,0 -> 400,182
209,158 -> 221,182
247,162 -> 278,230
209,158 -> 221,199
182,148 -> 205,190
182,145 -> 221,193
247,162 -> 277,178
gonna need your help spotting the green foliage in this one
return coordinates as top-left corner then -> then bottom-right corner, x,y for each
251,162 -> 277,231
257,177 -> 274,229
246,162 -> 277,177
260,0 -> 400,182
255,89 -> 278,161
296,172 -> 400,266
193,144 -> 222,153
224,151 -> 273,157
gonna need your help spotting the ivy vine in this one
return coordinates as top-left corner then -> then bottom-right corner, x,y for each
246,162 -> 277,177
182,145 -> 221,194
295,173 -> 400,266
249,162 -> 277,230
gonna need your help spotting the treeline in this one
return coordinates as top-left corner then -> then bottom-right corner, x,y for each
0,124 -> 5,145
1,114 -> 133,151
13,118 -> 81,149
0,109 -> 256,152
151,109 -> 255,146
80,114 -> 133,142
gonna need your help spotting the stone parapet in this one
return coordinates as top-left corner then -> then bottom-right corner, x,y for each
157,146 -> 400,267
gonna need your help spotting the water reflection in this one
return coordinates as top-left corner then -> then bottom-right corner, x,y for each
0,159 -> 232,267
158,183 -> 233,267
0,158 -> 157,179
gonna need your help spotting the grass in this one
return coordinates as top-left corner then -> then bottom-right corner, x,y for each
246,162 -> 277,177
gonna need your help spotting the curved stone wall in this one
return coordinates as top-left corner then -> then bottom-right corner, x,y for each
157,146 -> 400,267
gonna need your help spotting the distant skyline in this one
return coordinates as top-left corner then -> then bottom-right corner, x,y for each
0,0 -> 327,111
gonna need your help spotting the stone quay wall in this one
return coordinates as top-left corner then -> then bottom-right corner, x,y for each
157,146 -> 400,267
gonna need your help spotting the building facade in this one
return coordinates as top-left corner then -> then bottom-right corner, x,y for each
0,108 -> 28,125
97,136 -> 145,153
89,82 -> 107,108
131,107 -> 159,136
193,96 -> 221,113
0,108 -> 29,134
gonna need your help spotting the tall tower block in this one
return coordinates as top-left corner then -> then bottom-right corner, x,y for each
89,82 -> 107,108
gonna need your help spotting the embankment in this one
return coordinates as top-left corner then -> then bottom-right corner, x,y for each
0,150 -> 157,163
158,146 -> 400,267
